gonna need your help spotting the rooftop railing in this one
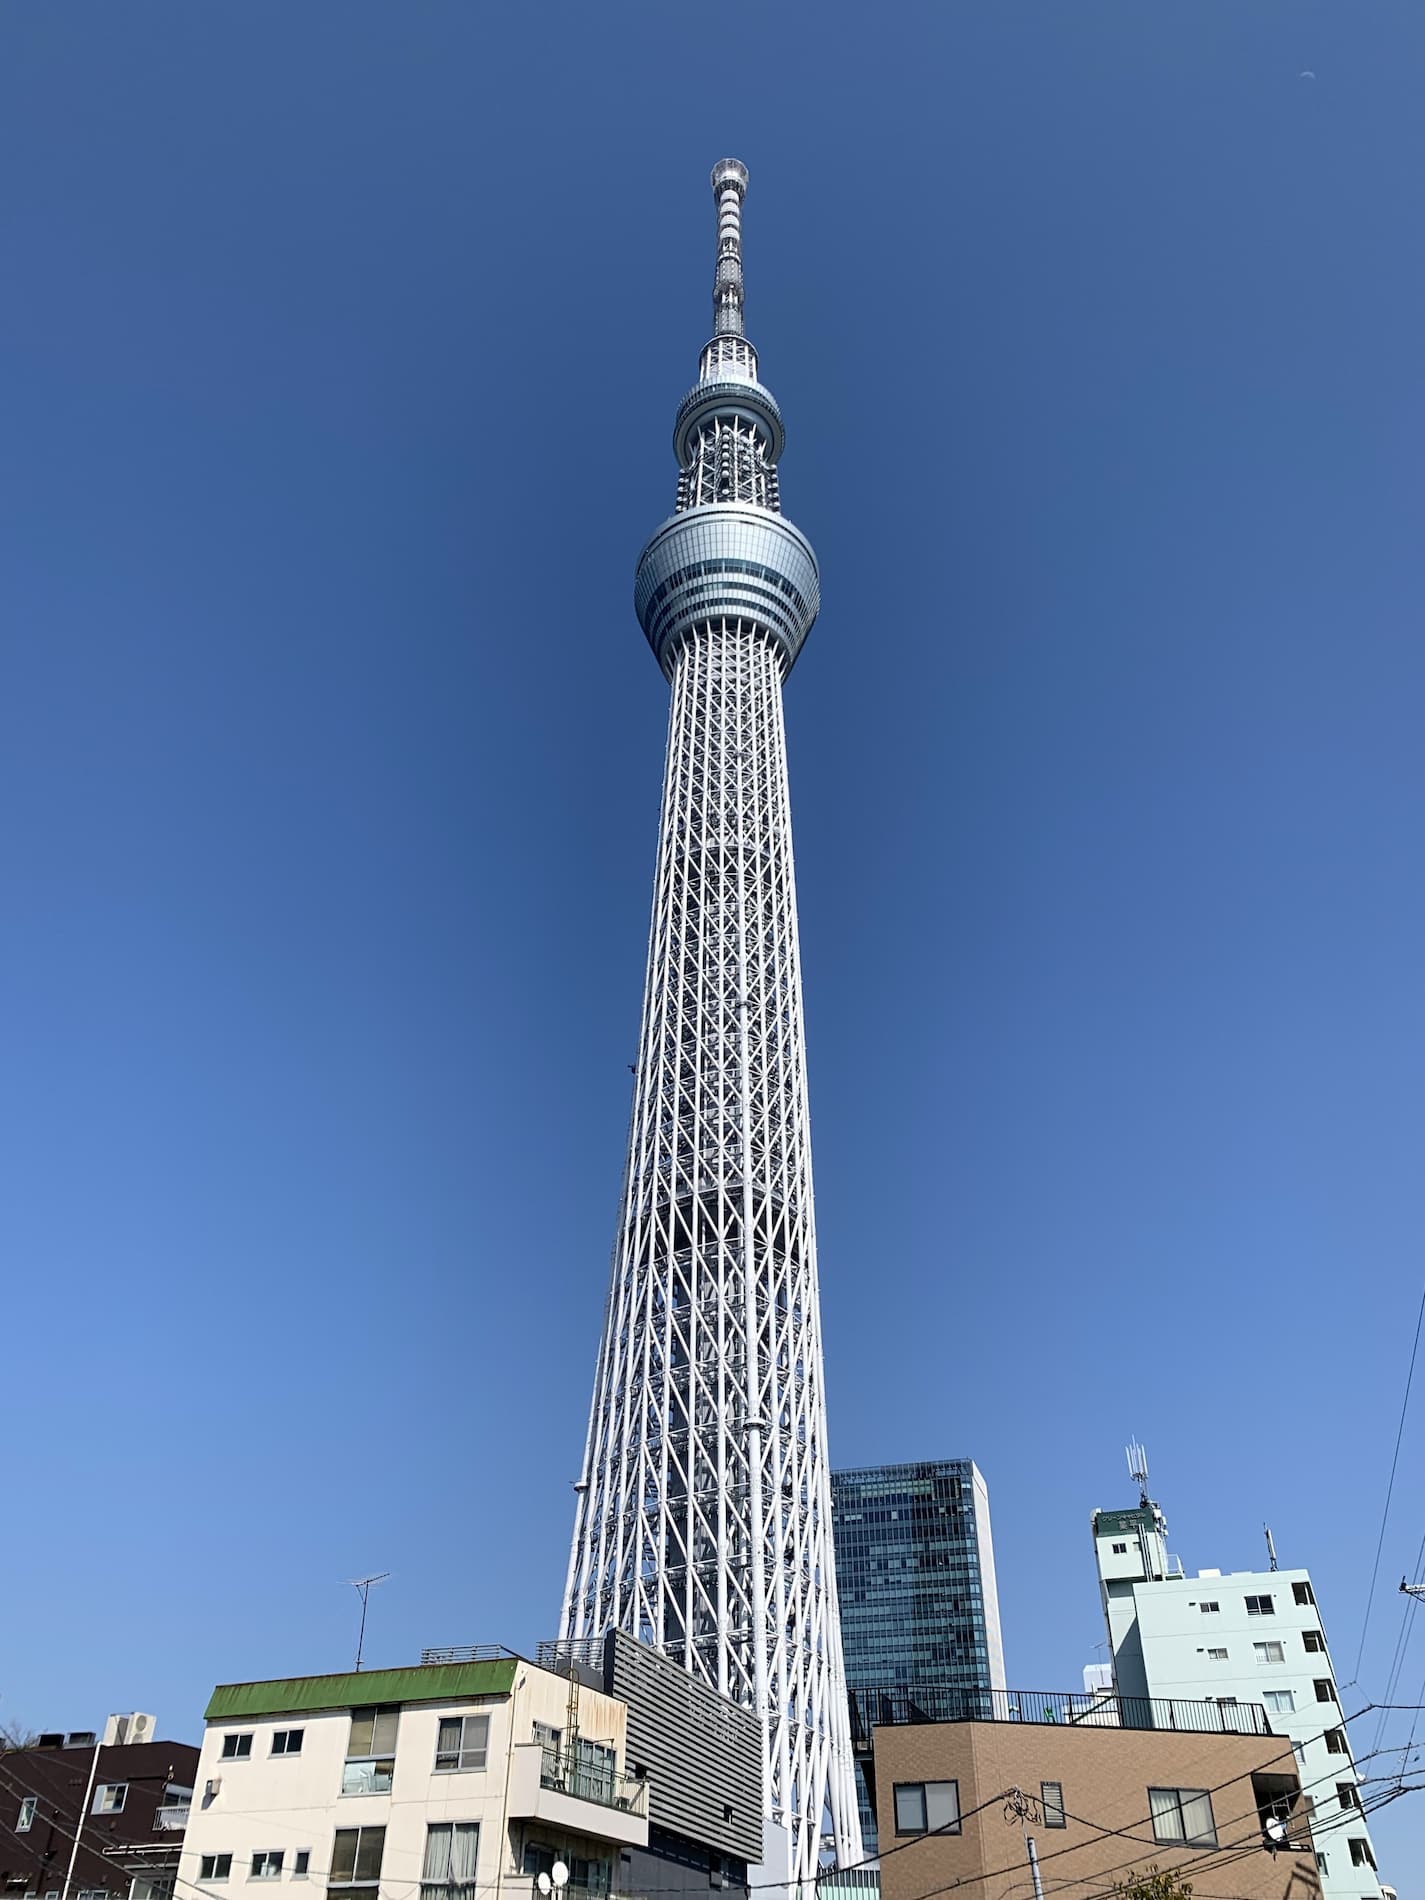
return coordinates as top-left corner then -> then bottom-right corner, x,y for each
152,1807 -> 190,1832
848,1685 -> 1272,1744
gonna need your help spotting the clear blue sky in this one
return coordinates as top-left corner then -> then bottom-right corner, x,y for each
4,0 -> 1424,1878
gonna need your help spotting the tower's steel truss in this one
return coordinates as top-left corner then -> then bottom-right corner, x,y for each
561,162 -> 861,1880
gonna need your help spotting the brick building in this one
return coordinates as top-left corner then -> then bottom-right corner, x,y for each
870,1696 -> 1320,1900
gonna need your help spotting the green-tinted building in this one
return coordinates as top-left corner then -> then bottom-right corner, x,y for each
832,1460 -> 1005,1854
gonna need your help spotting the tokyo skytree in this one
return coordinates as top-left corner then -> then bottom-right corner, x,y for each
560,161 -> 862,1879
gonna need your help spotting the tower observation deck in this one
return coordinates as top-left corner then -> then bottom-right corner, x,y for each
560,162 -> 861,1880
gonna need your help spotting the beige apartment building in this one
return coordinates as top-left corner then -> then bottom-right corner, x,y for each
872,1705 -> 1322,1900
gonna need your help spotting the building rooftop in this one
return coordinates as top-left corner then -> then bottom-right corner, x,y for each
848,1684 -> 1273,1746
205,1657 -> 519,1721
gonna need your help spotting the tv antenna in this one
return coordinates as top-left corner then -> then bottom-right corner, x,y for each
1264,1525 -> 1279,1572
1125,1439 -> 1151,1507
348,1572 -> 390,1671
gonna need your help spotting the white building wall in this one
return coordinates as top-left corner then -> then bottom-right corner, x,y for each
1093,1524 -> 1384,1900
178,1673 -> 632,1900
969,1465 -> 1007,1693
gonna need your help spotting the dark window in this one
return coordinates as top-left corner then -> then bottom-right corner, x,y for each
293,1855 -> 309,1879
250,1855 -> 283,1881
1198,1601 -> 1220,1614
271,1731 -> 304,1757
17,1799 -> 36,1833
1336,1783 -> 1359,1811
1040,1782 -> 1065,1828
1245,1594 -> 1274,1616
1348,1838 -> 1375,1871
220,1735 -> 252,1761
331,1827 -> 386,1897
434,1716 -> 488,1773
892,1781 -> 959,1835
1303,1630 -> 1327,1653
1293,1581 -> 1315,1607
1148,1788 -> 1216,1848
1111,1543 -> 1127,1555
199,1857 -> 232,1882
94,1786 -> 127,1815
1314,1678 -> 1338,1704
1325,1728 -> 1350,1756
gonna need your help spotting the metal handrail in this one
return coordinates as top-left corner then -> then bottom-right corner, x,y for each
847,1685 -> 1273,1743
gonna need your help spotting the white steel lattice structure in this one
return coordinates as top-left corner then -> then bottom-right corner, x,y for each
560,161 -> 861,1881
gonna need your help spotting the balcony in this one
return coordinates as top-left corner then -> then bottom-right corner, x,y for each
848,1685 -> 1273,1747
506,1744 -> 649,1850
152,1808 -> 190,1833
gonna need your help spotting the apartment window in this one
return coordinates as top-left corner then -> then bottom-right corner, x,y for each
271,1730 -> 304,1757
1253,1640 -> 1285,1664
330,1828 -> 386,1900
292,1856 -> 309,1880
1293,1581 -> 1315,1607
434,1716 -> 489,1773
1245,1594 -> 1274,1616
1148,1788 -> 1217,1848
1336,1783 -> 1359,1811
220,1735 -> 253,1761
1263,1690 -> 1296,1714
892,1781 -> 960,1835
1303,1629 -> 1327,1653
1111,1543 -> 1127,1554
1040,1783 -> 1065,1829
1314,1678 -> 1338,1704
249,1856 -> 283,1882
1198,1601 -> 1220,1614
1348,1838 -> 1375,1871
17,1799 -> 37,1833
1206,1647 -> 1228,1661
421,1823 -> 480,1900
199,1859 -> 232,1883
1325,1728 -> 1350,1756
343,1710 -> 398,1796
95,1786 -> 128,1815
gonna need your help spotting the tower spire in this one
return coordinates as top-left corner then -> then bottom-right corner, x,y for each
710,158 -> 749,337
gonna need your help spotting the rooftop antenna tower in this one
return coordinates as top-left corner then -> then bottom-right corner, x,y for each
1126,1440 -> 1151,1507
348,1572 -> 389,1671
1264,1525 -> 1279,1572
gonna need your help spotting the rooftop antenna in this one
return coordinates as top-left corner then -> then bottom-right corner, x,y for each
1126,1440 -> 1151,1508
1264,1525 -> 1279,1573
348,1572 -> 390,1671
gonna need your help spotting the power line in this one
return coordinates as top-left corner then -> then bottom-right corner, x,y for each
1352,1278 -> 1425,1683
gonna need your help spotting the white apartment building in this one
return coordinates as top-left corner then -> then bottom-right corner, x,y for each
1093,1498 -> 1386,1900
177,1654 -> 649,1900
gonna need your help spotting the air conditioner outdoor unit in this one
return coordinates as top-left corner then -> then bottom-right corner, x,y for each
103,1712 -> 157,1747
205,1778 -> 222,1799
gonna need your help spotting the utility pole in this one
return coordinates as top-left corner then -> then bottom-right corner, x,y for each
1026,1836 -> 1045,1900
348,1573 -> 389,1671
59,1735 -> 104,1900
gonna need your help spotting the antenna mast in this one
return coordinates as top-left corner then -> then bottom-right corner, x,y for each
348,1572 -> 390,1671
1264,1525 -> 1279,1572
1125,1439 -> 1151,1507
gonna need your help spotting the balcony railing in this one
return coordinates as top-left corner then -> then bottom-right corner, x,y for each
537,1748 -> 649,1818
152,1808 -> 190,1832
848,1685 -> 1272,1745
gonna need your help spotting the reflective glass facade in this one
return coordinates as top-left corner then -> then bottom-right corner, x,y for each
831,1460 -> 1005,1854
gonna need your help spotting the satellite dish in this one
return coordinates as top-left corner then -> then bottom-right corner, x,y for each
1264,1815 -> 1289,1851
552,1864 -> 570,1891
538,1877 -> 552,1895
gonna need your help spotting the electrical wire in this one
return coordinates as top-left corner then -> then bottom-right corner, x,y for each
1352,1278 -> 1425,1684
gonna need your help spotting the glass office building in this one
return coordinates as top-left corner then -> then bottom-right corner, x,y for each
831,1460 -> 1006,1854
